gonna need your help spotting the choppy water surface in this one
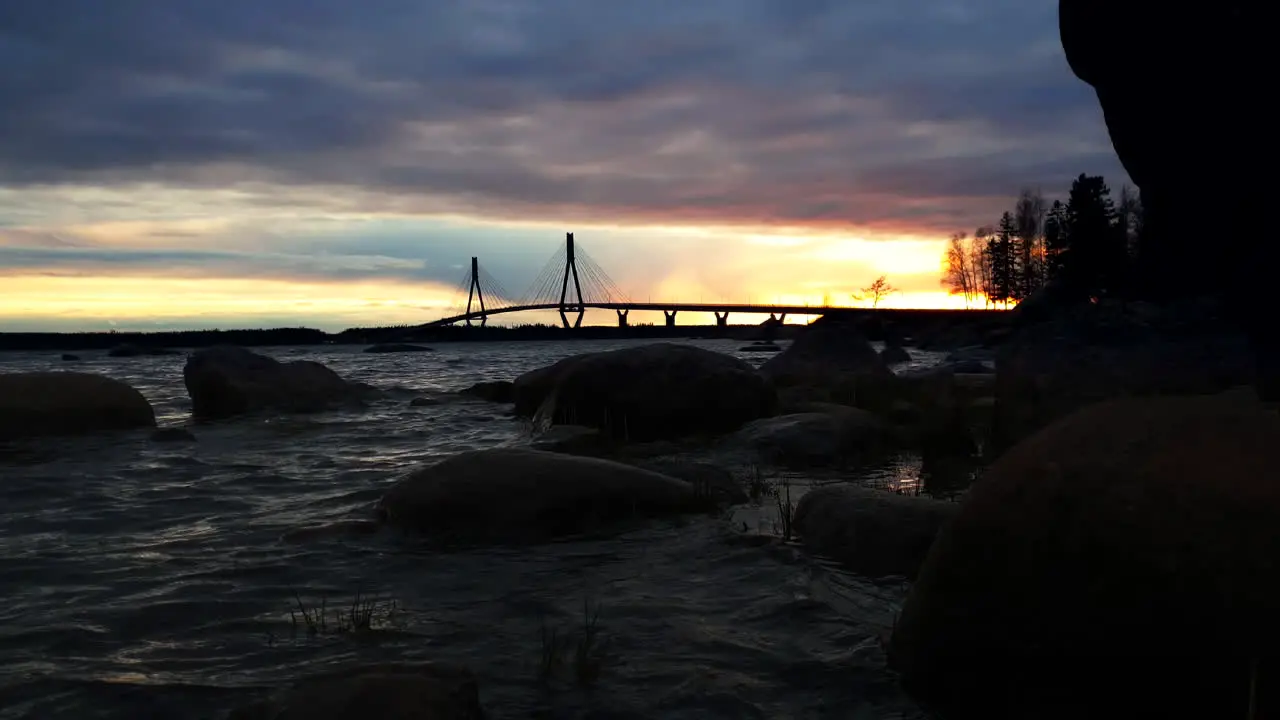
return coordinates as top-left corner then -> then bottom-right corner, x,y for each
0,338 -> 944,719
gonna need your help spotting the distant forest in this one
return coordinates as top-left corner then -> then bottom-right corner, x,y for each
941,173 -> 1144,308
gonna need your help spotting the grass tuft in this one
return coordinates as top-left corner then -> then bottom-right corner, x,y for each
537,597 -> 612,690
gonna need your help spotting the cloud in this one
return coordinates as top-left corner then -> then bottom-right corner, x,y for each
0,0 -> 1127,238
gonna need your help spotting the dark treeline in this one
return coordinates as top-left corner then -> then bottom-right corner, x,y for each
942,173 -> 1144,308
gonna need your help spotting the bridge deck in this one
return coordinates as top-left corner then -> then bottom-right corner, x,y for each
415,301 -> 859,329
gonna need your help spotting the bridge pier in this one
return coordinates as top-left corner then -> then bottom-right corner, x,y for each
769,312 -> 786,323
714,311 -> 729,328
664,310 -> 677,328
616,309 -> 629,327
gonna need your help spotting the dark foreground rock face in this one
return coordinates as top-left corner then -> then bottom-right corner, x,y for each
0,372 -> 156,439
377,448 -> 698,545
460,380 -> 513,403
523,343 -> 776,441
793,486 -> 958,579
183,346 -> 371,420
228,663 -> 485,720
890,390 -> 1280,718
1059,0 -> 1274,397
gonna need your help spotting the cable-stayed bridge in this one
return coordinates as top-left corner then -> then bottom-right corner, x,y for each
421,232 -> 848,329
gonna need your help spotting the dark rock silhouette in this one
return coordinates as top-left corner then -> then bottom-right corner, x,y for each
60,353 -> 80,362
1059,0 -> 1273,396
183,346 -> 372,420
376,448 -> 697,545
459,380 -> 513,403
793,486 -> 958,579
760,316 -> 889,386
523,343 -> 776,441
880,344 -> 910,364
890,390 -> 1280,718
228,662 -> 484,720
0,372 -> 156,439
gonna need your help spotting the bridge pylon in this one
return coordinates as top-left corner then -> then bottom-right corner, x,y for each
465,256 -> 487,327
558,232 -> 585,328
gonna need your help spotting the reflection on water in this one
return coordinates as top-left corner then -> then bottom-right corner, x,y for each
0,338 -> 943,719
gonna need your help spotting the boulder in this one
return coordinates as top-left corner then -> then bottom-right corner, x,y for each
460,380 -> 513,403
228,663 -> 484,720
793,486 -> 958,579
759,316 -> 890,387
631,459 -> 749,505
0,372 -> 156,439
512,355 -> 588,417
377,448 -> 698,545
60,353 -> 80,362
183,345 -> 371,420
726,406 -> 888,468
529,343 -> 776,441
889,390 -> 1280,718
363,343 -> 434,353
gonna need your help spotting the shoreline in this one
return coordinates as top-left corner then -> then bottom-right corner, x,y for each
0,308 -> 1008,352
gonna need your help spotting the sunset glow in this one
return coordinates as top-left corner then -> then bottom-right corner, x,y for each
0,1 -> 1125,332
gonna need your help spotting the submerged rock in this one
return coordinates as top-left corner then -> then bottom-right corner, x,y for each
459,380 -> 513,403
793,486 -> 958,579
890,390 -> 1280,718
60,353 -> 80,362
524,343 -> 776,441
228,662 -> 485,720
0,372 -> 156,439
377,448 -> 697,545
880,344 -> 911,364
183,345 -> 372,420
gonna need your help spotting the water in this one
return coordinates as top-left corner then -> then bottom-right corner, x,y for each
0,338 -> 944,719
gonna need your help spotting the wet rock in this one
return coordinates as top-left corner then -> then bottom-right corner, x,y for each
943,346 -> 994,365
183,345 -> 373,421
150,427 -> 196,443
60,353 -> 80,362
880,344 -> 911,364
459,380 -> 513,403
632,459 -> 749,505
890,390 -> 1280,718
793,485 -> 958,579
528,343 -> 776,441
377,448 -> 698,545
0,372 -> 156,439
107,343 -> 181,357
726,406 -> 889,468
409,396 -> 442,407
228,662 -> 485,720
363,343 -> 434,353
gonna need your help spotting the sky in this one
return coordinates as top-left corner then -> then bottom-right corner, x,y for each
0,0 -> 1129,332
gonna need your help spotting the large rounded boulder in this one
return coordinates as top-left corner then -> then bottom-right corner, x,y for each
183,346 -> 371,420
889,389 -> 1280,718
377,448 -> 698,545
0,372 -> 156,439
526,343 -> 776,441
